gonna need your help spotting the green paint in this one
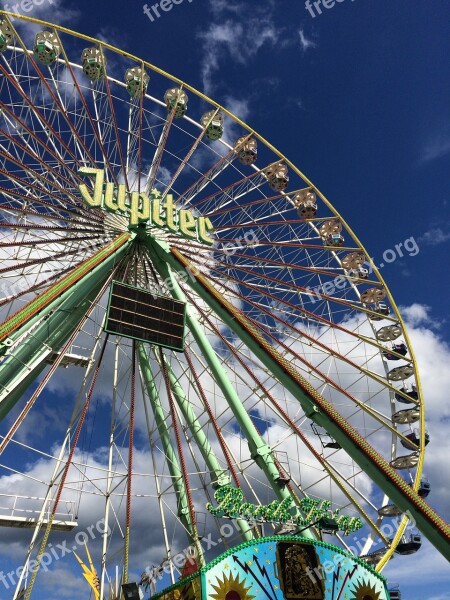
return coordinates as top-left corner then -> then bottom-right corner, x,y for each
206,485 -> 362,535
144,233 -> 450,562
0,237 -> 131,422
137,343 -> 199,553
142,240 -> 315,540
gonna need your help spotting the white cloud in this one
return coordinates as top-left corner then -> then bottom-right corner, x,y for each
37,566 -> 87,599
197,20 -> 280,95
419,226 -> 450,246
420,124 -> 450,163
1,301 -> 449,592
299,29 -> 316,51
223,96 -> 250,122
208,0 -> 243,17
3,0 -> 80,44
399,303 -> 432,327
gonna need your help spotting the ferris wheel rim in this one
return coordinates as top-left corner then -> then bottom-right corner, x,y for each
0,10 -> 436,590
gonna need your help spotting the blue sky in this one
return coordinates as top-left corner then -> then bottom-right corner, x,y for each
0,0 -> 449,599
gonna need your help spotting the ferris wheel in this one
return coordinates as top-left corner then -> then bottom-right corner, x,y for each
0,11 -> 449,600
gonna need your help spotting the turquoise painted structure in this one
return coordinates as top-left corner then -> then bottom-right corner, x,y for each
150,536 -> 391,600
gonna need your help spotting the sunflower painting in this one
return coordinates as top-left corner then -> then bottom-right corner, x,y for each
348,579 -> 384,600
210,572 -> 256,600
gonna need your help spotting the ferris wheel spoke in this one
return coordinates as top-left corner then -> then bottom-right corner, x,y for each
6,24 -> 103,171
0,101 -> 92,192
187,165 -> 272,214
160,108 -> 222,199
174,238 -> 382,290
101,70 -> 133,191
0,234 -> 104,249
0,183 -> 103,224
89,85 -> 121,183
182,249 -> 390,334
51,32 -> 124,185
207,186 -> 304,218
183,295 -> 387,545
0,241 -> 106,275
175,143 -> 245,209
209,269 -> 393,384
0,200 -> 103,229
0,153 -> 89,215
0,56 -> 84,172
184,283 -> 405,447
142,104 -> 177,195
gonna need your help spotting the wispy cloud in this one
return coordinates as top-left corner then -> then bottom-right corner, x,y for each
223,96 -> 250,122
197,19 -> 280,95
197,0 -> 317,96
419,226 -> 450,246
420,124 -> 450,163
299,29 -> 316,51
399,303 -> 432,327
208,0 -> 242,17
3,0 -> 80,43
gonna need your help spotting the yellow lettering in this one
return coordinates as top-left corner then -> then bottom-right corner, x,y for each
152,198 -> 165,228
197,217 -> 215,245
164,194 -> 177,233
104,182 -> 116,212
130,192 -> 150,226
78,167 -> 104,207
78,169 -> 214,245
179,210 -> 197,240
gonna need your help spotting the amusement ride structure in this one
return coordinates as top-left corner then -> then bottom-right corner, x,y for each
0,10 -> 448,600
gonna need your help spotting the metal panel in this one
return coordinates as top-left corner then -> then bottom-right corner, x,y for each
105,281 -> 186,351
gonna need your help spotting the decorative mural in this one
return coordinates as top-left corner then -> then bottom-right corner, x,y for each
202,537 -> 389,600
150,537 -> 390,600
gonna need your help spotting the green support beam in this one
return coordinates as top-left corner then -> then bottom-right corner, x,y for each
161,354 -> 253,542
0,236 -> 131,422
0,233 -> 130,347
162,354 -> 230,488
137,343 -> 202,559
144,235 -> 450,562
144,239 -> 315,540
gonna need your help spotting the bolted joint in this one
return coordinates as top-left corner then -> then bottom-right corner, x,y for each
213,473 -> 231,489
305,404 -> 320,420
249,441 -> 272,461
